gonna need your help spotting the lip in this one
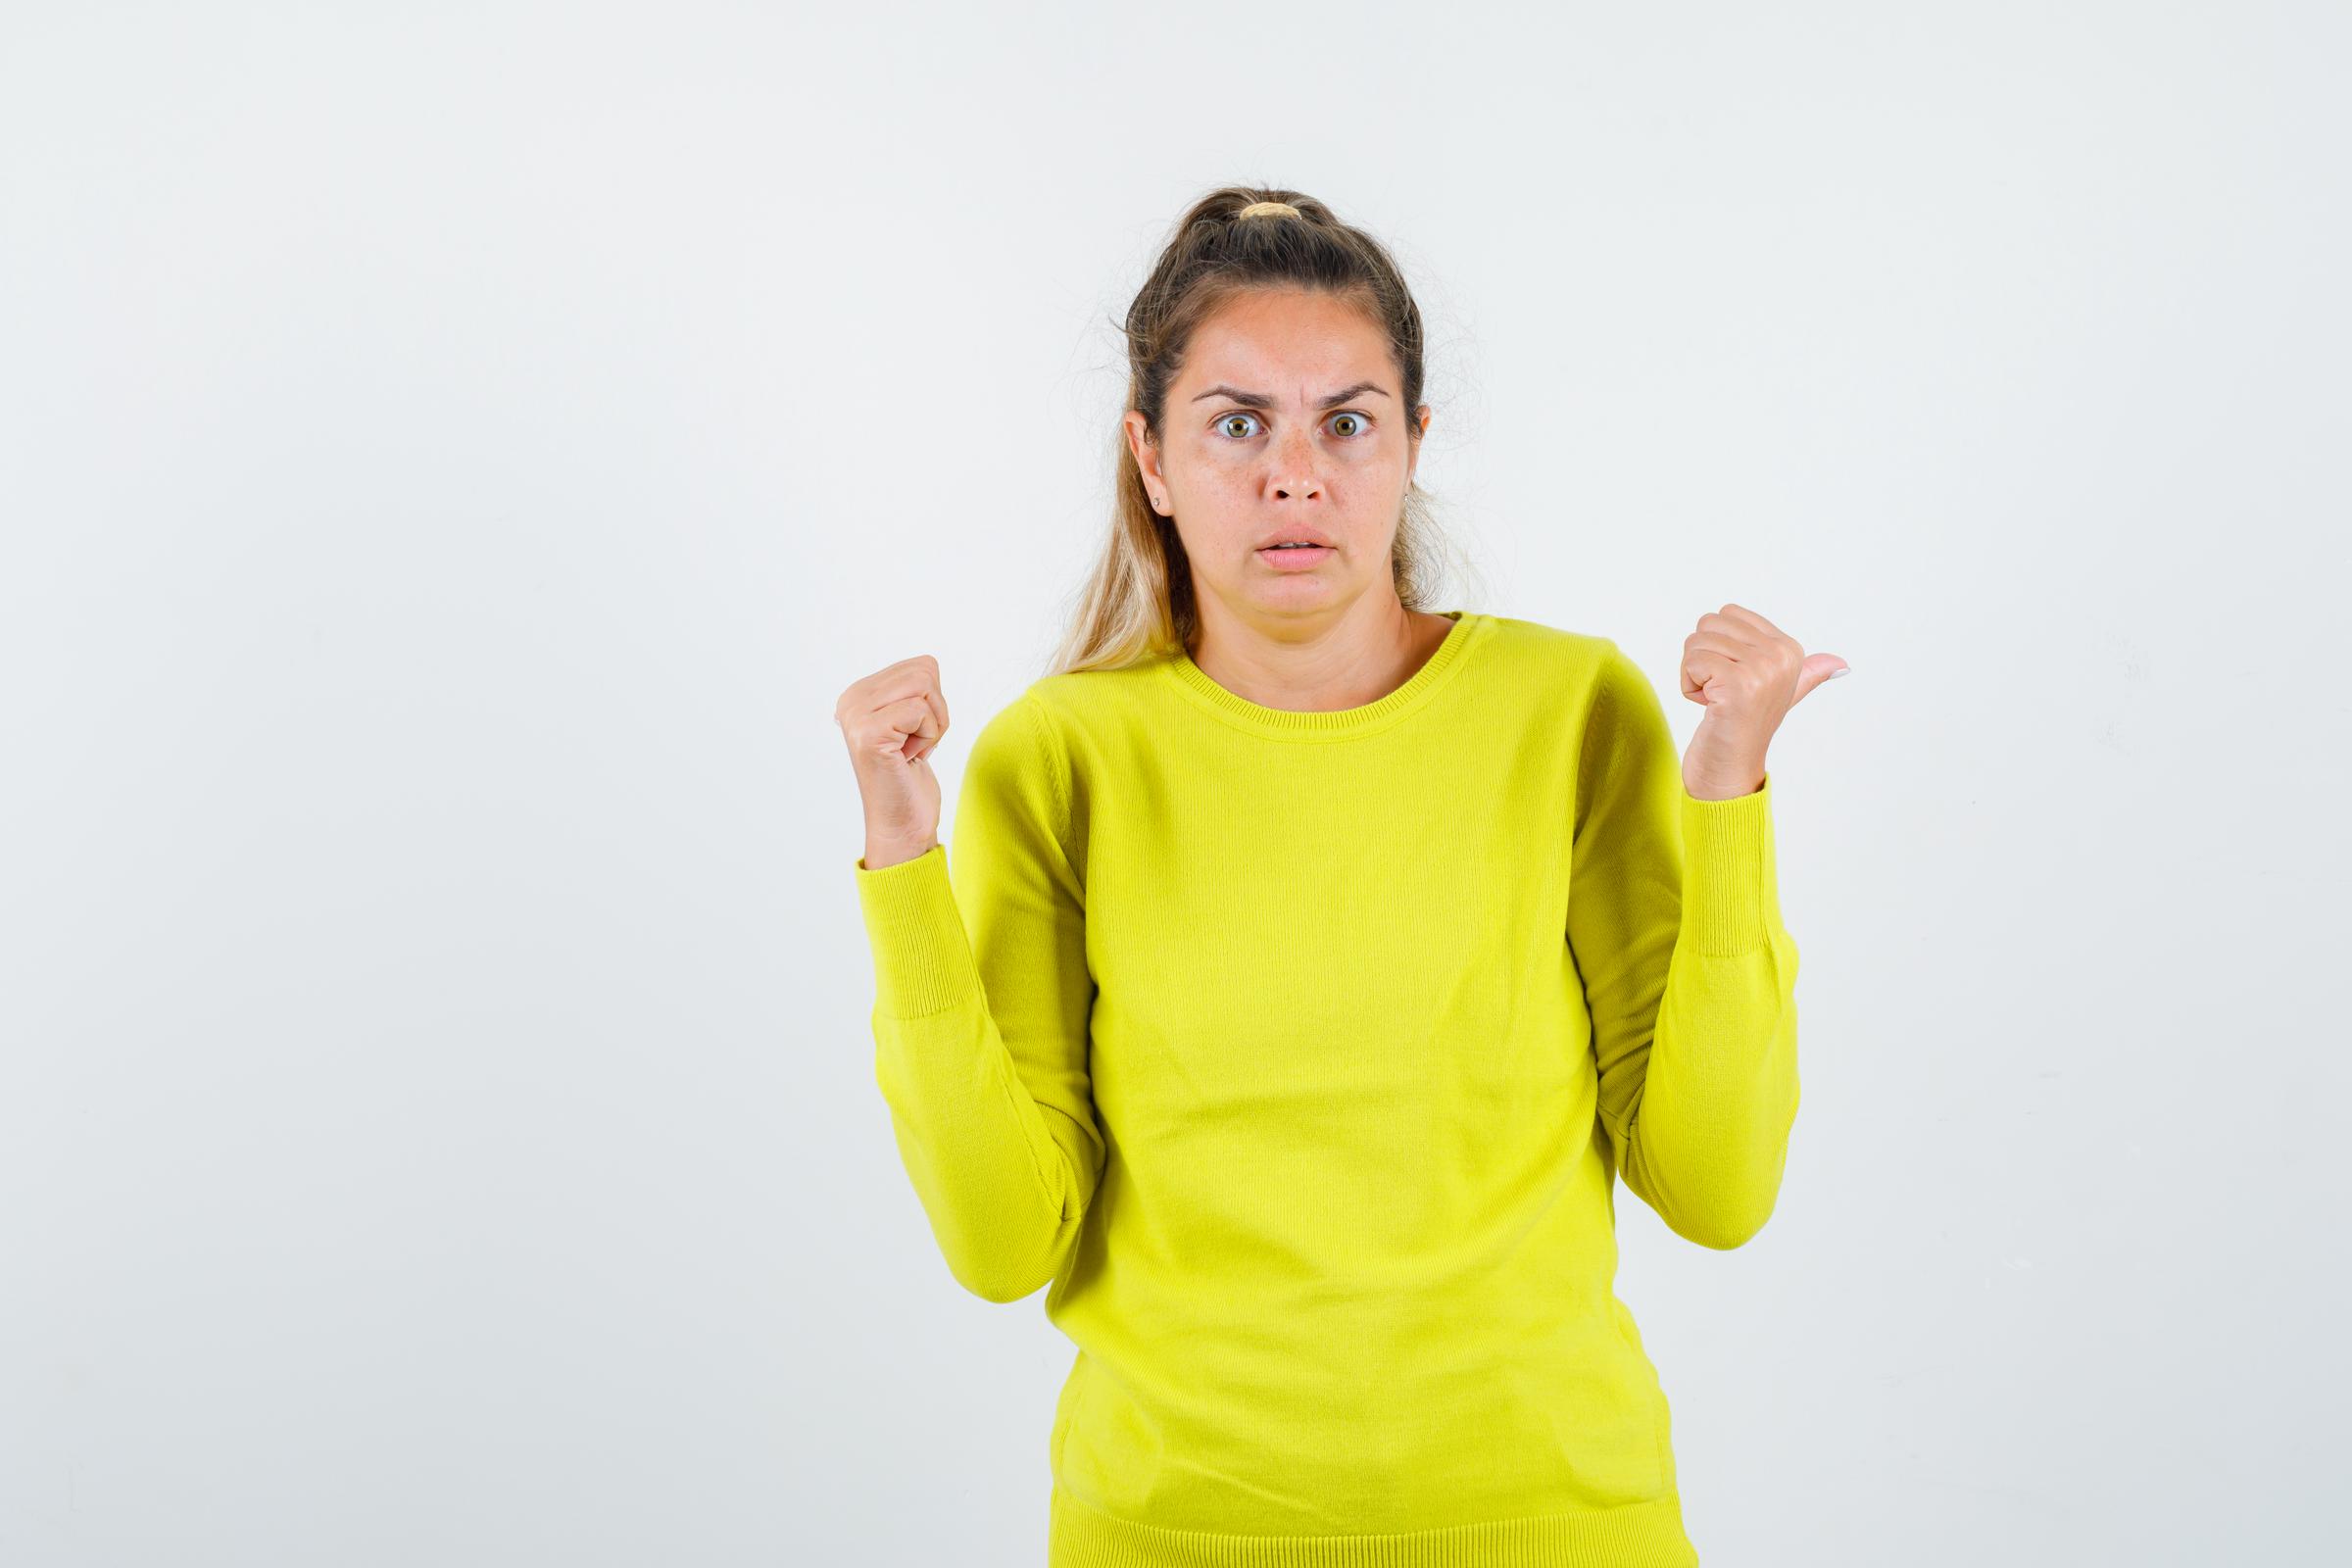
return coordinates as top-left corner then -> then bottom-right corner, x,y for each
1256,544 -> 1335,570
1252,527 -> 1337,551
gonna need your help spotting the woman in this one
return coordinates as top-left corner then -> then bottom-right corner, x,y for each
835,187 -> 1846,1566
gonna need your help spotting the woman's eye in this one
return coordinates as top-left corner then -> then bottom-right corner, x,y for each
1213,411 -> 1374,440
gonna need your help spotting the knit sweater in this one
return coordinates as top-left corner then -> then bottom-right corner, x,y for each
851,610 -> 1801,1567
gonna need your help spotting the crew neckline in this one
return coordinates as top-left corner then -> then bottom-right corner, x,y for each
1163,610 -> 1489,740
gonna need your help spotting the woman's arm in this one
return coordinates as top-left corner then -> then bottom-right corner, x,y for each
1568,641 -> 1802,1250
852,692 -> 1105,1300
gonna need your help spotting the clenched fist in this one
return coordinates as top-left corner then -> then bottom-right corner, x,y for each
1677,604 -> 1848,801
837,654 -> 952,870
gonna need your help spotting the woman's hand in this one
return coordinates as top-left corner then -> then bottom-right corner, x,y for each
1676,605 -> 1847,801
837,654 -> 951,869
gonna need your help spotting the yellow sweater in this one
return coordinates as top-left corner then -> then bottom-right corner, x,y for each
852,610 -> 1801,1567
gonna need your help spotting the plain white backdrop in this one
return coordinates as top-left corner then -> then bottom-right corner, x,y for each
3,3 -> 2344,1564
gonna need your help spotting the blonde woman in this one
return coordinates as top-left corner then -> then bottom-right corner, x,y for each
836,186 -> 1847,1566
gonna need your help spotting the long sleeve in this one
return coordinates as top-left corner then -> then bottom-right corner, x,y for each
1567,640 -> 1802,1250
851,691 -> 1105,1302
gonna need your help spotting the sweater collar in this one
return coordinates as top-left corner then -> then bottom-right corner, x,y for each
1162,611 -> 1487,740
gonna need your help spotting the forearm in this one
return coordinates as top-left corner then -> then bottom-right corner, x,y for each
1610,784 -> 1802,1250
1616,932 -> 1801,1250
856,844 -> 1095,1301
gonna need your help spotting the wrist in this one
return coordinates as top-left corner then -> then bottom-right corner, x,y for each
1683,764 -> 1767,802
859,833 -> 939,871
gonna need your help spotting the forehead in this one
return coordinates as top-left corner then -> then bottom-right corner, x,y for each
1177,289 -> 1393,389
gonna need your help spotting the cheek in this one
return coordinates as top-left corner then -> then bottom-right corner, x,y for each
1186,440 -> 1250,475
1172,453 -> 1256,504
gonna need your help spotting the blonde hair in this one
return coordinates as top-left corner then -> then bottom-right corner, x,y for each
1046,185 -> 1465,676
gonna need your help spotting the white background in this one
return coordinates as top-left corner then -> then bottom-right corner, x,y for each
4,3 -> 2344,1563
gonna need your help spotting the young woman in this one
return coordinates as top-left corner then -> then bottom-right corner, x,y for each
835,186 -> 1846,1567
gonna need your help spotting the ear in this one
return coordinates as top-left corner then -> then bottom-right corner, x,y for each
1122,410 -> 1158,483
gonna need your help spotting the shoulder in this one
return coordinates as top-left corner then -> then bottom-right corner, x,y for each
1471,615 -> 1672,767
965,681 -> 1066,771
958,662 -> 1161,803
1004,658 -> 1169,758
1469,612 -> 1642,694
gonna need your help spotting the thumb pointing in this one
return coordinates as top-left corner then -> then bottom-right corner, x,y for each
1793,653 -> 1851,704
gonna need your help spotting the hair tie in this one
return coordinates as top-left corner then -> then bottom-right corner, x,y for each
1236,200 -> 1301,220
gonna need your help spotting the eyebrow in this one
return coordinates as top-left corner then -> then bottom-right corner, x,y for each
1191,380 -> 1393,409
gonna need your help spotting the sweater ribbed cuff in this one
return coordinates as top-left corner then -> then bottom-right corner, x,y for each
1679,771 -> 1783,957
852,845 -> 986,1019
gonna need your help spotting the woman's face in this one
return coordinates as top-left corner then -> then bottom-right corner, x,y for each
1126,287 -> 1430,625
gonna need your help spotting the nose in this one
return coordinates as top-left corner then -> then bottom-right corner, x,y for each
1267,426 -> 1325,501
